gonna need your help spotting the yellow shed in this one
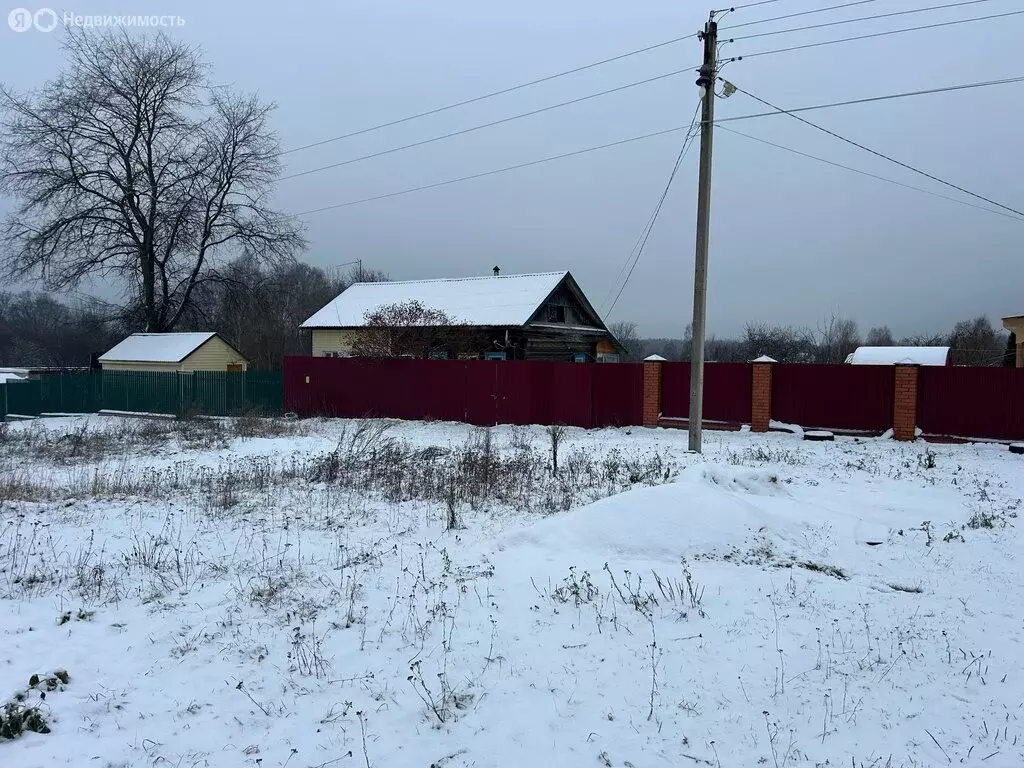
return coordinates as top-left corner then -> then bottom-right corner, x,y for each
98,332 -> 248,372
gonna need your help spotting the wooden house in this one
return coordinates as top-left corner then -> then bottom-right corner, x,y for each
300,270 -> 622,362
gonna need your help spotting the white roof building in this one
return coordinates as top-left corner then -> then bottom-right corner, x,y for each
301,270 -> 622,362
846,346 -> 950,366
302,271 -> 570,329
99,332 -> 248,372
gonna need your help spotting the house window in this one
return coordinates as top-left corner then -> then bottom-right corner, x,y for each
597,353 -> 620,363
544,305 -> 566,323
484,351 -> 506,361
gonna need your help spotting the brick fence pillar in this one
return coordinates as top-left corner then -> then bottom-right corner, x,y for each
893,363 -> 919,441
642,355 -> 665,427
751,360 -> 774,433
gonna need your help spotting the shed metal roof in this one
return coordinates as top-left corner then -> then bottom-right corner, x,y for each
99,332 -> 220,363
848,346 -> 949,366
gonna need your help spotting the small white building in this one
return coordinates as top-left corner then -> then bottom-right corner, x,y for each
99,333 -> 248,373
845,346 -> 950,366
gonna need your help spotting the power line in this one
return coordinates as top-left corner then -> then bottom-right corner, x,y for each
280,35 -> 694,156
731,9 -> 1024,59
725,80 -> 1024,218
714,75 -> 1024,125
717,125 -> 1022,221
280,66 -> 697,182
605,113 -> 702,319
726,0 -> 1001,41
291,75 -> 1024,215
601,103 -> 702,314
717,0 -> 785,12
720,0 -> 881,31
293,124 -> 688,216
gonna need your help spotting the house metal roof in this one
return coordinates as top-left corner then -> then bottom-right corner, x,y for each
301,271 -> 571,329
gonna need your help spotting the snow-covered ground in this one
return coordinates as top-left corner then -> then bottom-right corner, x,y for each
1,416 -> 1023,767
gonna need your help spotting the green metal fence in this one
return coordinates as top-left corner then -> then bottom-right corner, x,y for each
0,370 -> 282,419
2,380 -> 42,418
179,371 -> 283,416
40,372 -> 101,414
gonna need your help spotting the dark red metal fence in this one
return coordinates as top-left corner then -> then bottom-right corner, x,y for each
592,362 -> 645,427
661,362 -> 690,418
771,363 -> 894,433
284,356 -> 1024,440
919,366 -> 1024,440
283,357 -> 643,428
660,362 -> 752,424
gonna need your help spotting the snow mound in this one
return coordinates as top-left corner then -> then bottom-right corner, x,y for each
496,463 -> 945,572
498,465 -> 789,563
699,464 -> 789,496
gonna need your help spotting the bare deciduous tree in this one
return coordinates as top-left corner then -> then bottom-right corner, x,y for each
181,256 -> 389,369
899,332 -> 947,347
865,326 -> 895,346
742,322 -> 816,363
609,321 -> 640,361
948,315 -> 1004,366
816,314 -> 861,363
0,29 -> 304,333
351,300 -> 460,359
0,290 -> 122,367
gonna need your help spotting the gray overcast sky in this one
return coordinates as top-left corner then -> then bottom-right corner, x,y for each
1,0 -> 1021,338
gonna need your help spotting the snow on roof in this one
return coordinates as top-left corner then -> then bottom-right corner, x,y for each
99,332 -> 219,363
848,346 -> 949,366
752,355 -> 777,363
301,272 -> 569,328
0,372 -> 26,383
644,354 -> 667,362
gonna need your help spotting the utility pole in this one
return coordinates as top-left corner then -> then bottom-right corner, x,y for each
333,259 -> 364,283
688,14 -> 718,453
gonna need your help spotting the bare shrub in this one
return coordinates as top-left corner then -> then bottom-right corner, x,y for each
123,527 -> 207,593
1,418 -> 678,516
547,424 -> 567,475
552,566 -> 598,606
728,446 -> 806,467
407,658 -> 472,725
604,563 -> 658,616
508,425 -> 533,453
232,414 -> 308,440
289,623 -> 331,678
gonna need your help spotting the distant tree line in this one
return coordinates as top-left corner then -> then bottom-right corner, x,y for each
2,295 -> 1011,370
610,314 -> 1012,367
0,259 -> 385,369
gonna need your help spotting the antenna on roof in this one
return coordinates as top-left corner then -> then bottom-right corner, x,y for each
492,265 -> 500,277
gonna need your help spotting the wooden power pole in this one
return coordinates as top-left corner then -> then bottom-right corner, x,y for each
688,16 -> 718,453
